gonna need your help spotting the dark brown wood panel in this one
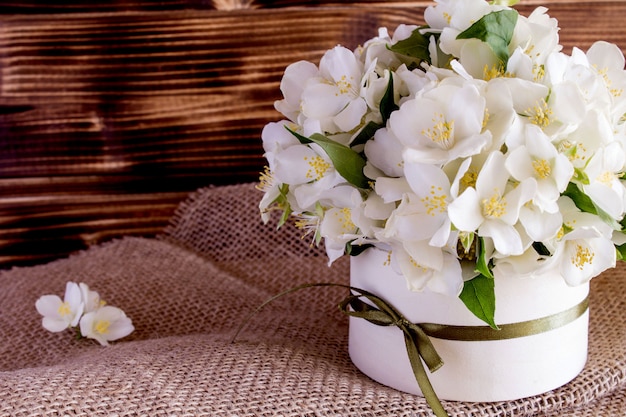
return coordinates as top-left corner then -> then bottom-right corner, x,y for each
0,1 -> 431,13
1,1 -> 625,269
0,6 -> 426,269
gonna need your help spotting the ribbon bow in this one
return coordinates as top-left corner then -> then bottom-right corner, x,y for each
338,287 -> 449,417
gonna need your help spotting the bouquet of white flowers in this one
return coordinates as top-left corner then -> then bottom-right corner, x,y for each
258,0 -> 626,327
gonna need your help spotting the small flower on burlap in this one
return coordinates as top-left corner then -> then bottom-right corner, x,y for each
36,282 -> 134,346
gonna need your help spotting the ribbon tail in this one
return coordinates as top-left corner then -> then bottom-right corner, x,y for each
403,332 -> 449,417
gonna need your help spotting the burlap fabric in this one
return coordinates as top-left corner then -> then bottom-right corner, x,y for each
1,183 -> 625,416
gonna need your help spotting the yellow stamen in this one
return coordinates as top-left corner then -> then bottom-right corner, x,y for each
532,158 -> 552,179
409,257 -> 429,273
256,166 -> 274,192
304,156 -> 330,180
335,75 -> 354,96
482,108 -> 490,130
94,320 -> 110,335
571,244 -> 594,270
595,66 -> 623,98
558,140 -> 588,164
384,251 -> 392,266
460,169 -> 478,190
482,191 -> 507,219
421,185 -> 448,216
57,302 -> 72,317
422,113 -> 454,149
525,99 -> 553,128
533,64 -> 546,82
597,171 -> 617,186
334,207 -> 355,232
483,64 -> 514,81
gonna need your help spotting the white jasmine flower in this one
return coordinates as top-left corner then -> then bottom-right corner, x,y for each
317,187 -> 377,264
586,41 -> 626,118
374,176 -> 412,203
391,79 -> 491,165
456,40 -> 503,80
363,127 -> 405,178
395,64 -> 434,98
389,241 -> 463,297
361,191 -> 396,222
426,0 -> 504,60
79,282 -> 104,314
384,160 -> 468,247
542,197 -> 616,286
425,0 -> 494,32
80,306 -> 134,347
511,6 -> 561,66
36,282 -> 134,346
555,109 -> 612,170
581,142 -> 626,220
508,66 -> 585,139
300,45 -> 371,134
271,143 -> 346,212
274,60 -> 318,124
356,26 -> 409,74
518,202 -> 563,243
261,120 -> 300,161
448,151 -> 537,256
320,205 -> 360,264
35,282 -> 84,333
492,244 -> 553,279
505,124 -> 574,213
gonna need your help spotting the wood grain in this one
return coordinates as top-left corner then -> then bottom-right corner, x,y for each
1,1 -> 625,269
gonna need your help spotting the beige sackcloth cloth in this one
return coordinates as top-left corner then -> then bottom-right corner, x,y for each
1,183 -> 625,416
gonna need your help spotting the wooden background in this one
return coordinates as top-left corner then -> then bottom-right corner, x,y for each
1,0 -> 625,269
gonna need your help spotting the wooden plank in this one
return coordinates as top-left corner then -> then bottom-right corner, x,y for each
0,0 -> 610,14
0,6 -> 427,268
0,2 -> 625,269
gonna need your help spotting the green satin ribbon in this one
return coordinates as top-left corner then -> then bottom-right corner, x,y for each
420,296 -> 589,342
341,287 -> 589,417
338,286 -> 448,417
232,283 -> 590,417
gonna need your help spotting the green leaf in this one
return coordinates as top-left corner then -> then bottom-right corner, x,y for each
288,127 -> 314,145
532,241 -> 551,257
563,182 -> 597,214
475,237 -> 493,279
345,241 -> 373,256
380,74 -> 399,124
562,182 -> 622,230
456,9 -> 518,65
388,27 -> 432,64
459,274 -> 499,330
351,121 -> 382,147
572,167 -> 590,185
350,76 -> 396,146
616,243 -> 626,261
275,184 -> 292,228
286,127 -> 370,189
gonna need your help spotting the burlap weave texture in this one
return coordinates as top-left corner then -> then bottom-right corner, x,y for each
0,183 -> 625,416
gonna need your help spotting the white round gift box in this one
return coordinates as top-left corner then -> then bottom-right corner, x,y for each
348,247 -> 589,402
